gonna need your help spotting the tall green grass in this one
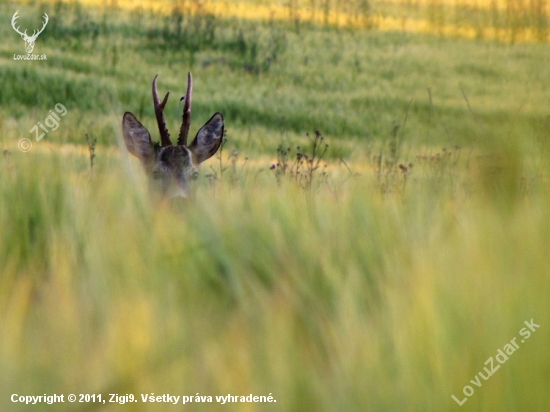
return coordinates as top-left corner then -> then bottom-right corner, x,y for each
2,1 -> 550,151
1,136 -> 549,411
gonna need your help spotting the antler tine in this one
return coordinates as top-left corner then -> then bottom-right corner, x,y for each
177,72 -> 193,146
12,11 -> 19,26
152,75 -> 172,147
30,14 -> 49,38
33,13 -> 49,38
11,11 -> 27,37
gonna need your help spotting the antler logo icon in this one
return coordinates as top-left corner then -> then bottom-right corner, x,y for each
11,11 -> 49,54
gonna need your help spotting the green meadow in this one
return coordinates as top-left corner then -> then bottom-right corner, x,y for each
1,0 -> 549,411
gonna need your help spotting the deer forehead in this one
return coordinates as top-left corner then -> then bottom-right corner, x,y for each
156,146 -> 197,173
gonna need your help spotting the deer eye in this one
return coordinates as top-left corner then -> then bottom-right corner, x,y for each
191,171 -> 199,181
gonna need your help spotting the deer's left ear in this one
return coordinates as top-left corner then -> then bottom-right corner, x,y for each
122,112 -> 155,169
188,113 -> 224,163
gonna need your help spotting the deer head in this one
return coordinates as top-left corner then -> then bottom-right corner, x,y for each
122,73 -> 224,198
12,11 -> 49,54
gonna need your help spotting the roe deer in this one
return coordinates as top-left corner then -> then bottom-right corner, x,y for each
122,73 -> 224,198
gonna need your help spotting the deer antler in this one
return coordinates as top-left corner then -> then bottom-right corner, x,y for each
177,72 -> 193,147
11,11 -> 28,38
11,11 -> 49,40
152,75 -> 172,147
29,13 -> 49,41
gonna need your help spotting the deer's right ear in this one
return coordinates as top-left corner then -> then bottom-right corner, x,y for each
122,112 -> 155,168
189,113 -> 224,164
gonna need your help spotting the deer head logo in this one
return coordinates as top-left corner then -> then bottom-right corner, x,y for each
12,11 -> 49,54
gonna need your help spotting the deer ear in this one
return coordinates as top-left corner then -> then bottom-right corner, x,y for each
122,112 -> 155,168
188,113 -> 224,163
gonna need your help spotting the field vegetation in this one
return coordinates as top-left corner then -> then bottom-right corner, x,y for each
1,0 -> 549,411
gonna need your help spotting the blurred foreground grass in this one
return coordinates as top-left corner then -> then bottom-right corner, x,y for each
1,137 -> 549,411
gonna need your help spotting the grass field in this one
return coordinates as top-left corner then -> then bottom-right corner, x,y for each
1,0 -> 550,411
